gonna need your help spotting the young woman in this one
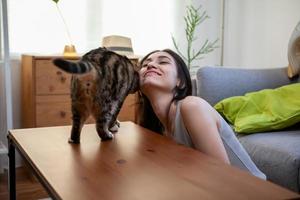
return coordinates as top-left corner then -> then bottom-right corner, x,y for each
137,49 -> 266,179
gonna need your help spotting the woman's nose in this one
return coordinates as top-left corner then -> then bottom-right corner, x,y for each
146,62 -> 157,69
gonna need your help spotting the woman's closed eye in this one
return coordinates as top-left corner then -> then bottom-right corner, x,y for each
159,61 -> 169,65
142,63 -> 149,68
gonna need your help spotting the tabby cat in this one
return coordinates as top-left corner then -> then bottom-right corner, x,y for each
53,47 -> 139,143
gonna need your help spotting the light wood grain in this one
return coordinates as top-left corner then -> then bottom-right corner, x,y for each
21,55 -> 35,128
35,60 -> 71,95
35,95 -> 94,127
8,122 -> 299,200
35,95 -> 72,127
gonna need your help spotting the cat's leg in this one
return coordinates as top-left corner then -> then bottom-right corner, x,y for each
95,117 -> 114,140
69,113 -> 83,143
108,104 -> 121,133
69,103 -> 89,143
92,104 -> 114,140
94,93 -> 125,140
108,100 -> 123,133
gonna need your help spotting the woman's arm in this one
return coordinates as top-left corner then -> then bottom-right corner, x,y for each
180,96 -> 230,164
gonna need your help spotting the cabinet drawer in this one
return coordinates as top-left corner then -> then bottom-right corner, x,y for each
36,95 -> 72,127
35,60 -> 72,95
36,95 -> 94,127
35,94 -> 136,127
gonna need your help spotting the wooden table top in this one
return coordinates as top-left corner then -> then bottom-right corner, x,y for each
8,122 -> 299,200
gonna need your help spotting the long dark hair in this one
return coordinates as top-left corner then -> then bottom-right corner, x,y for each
137,49 -> 192,134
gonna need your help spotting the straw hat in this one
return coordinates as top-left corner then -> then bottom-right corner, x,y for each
287,21 -> 300,78
102,35 -> 140,59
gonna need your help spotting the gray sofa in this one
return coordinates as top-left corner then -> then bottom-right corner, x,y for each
195,66 -> 300,192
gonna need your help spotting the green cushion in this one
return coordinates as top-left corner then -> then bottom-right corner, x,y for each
214,83 -> 300,134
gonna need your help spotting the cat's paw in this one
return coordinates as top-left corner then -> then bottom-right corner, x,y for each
100,131 -> 114,141
109,124 -> 119,133
109,120 -> 120,133
68,138 -> 80,144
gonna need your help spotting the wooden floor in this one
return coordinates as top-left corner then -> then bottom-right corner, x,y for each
0,167 -> 49,200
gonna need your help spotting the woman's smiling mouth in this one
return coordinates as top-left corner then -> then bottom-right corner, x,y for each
144,70 -> 162,77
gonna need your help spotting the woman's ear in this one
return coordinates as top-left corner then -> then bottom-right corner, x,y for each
177,79 -> 185,89
176,79 -> 181,87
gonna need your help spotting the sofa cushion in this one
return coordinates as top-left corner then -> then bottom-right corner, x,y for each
214,83 -> 300,133
196,66 -> 299,106
238,130 -> 300,192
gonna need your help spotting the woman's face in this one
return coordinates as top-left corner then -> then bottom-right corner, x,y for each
139,51 -> 179,95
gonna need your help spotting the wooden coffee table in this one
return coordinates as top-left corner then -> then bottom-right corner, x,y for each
7,122 -> 299,200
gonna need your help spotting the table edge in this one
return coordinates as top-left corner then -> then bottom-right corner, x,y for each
8,131 -> 62,200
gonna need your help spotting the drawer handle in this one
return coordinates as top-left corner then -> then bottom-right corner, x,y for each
56,71 -> 67,83
60,76 -> 66,83
60,111 -> 66,118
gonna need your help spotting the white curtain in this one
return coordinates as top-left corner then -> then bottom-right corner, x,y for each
8,0 -> 221,61
1,0 -> 13,170
8,0 -> 87,54
8,0 -> 176,55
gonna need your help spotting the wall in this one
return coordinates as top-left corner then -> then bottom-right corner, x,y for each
8,0 -> 87,54
85,0 -> 175,55
223,0 -> 300,68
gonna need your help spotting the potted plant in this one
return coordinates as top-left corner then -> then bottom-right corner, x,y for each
172,5 -> 218,76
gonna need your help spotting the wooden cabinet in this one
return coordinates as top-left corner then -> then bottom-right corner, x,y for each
21,54 -> 139,128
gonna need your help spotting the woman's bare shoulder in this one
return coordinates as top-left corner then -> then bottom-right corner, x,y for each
180,96 -> 209,112
179,96 -> 220,126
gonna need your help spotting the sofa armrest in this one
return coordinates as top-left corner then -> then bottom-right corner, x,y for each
196,66 -> 299,105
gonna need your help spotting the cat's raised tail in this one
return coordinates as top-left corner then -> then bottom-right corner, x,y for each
53,58 -> 92,74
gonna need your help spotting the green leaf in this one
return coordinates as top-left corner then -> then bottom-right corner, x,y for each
172,4 -> 219,72
52,0 -> 59,3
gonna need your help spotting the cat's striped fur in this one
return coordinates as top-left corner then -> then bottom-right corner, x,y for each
53,47 -> 139,142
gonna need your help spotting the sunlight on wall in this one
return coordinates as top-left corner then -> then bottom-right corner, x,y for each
8,0 -> 220,62
8,0 -> 87,54
89,0 -> 175,56
8,0 -> 175,56
223,0 -> 300,68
